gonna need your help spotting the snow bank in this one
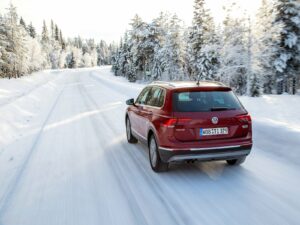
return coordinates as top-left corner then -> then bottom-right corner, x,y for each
0,70 -> 67,148
0,70 -> 69,206
0,70 -> 61,106
240,95 -> 300,164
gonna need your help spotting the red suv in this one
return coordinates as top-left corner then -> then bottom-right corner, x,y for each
125,81 -> 252,172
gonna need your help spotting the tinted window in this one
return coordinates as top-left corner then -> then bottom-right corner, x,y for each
173,91 -> 242,112
157,89 -> 165,107
146,87 -> 165,107
136,87 -> 151,105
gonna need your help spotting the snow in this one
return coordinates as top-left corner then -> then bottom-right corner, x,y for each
0,66 -> 299,225
0,70 -> 59,106
240,95 -> 300,165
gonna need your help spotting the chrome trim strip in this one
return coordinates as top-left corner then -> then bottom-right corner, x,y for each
160,145 -> 241,152
168,150 -> 250,162
190,145 -> 241,151
160,147 -> 180,151
131,128 -> 147,140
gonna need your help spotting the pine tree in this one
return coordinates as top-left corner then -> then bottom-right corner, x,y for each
41,20 -> 49,43
0,14 -> 10,77
41,20 -> 50,68
27,37 -> 45,72
218,4 -> 248,95
188,0 -> 217,80
254,0 -> 282,94
5,3 -> 29,78
188,0 -> 212,79
19,17 -> 27,31
28,22 -> 36,38
273,0 -> 300,94
160,14 -> 185,80
248,72 -> 261,97
54,24 -> 59,41
68,52 -> 76,68
151,12 -> 169,80
59,30 -> 65,49
51,19 -> 54,39
129,14 -> 146,79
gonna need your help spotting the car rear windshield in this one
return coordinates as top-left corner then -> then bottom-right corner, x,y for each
173,91 -> 243,112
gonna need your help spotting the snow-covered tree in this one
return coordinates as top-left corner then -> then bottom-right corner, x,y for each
128,14 -> 147,79
90,48 -> 97,67
0,14 -> 11,78
4,3 -> 30,78
0,3 -> 112,79
58,50 -> 67,68
218,4 -> 249,95
187,0 -> 219,80
28,22 -> 36,38
68,47 -> 82,68
27,37 -> 45,72
159,14 -> 185,80
19,17 -> 27,32
97,40 -> 109,65
83,52 -> 92,67
150,12 -> 169,80
253,0 -> 282,94
273,0 -> 300,94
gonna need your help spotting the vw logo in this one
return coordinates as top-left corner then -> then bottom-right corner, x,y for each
211,117 -> 218,124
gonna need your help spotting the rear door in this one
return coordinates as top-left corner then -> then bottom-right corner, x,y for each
131,87 -> 151,137
140,86 -> 165,138
172,91 -> 250,142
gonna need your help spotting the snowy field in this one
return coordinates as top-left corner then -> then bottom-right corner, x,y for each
0,66 -> 299,225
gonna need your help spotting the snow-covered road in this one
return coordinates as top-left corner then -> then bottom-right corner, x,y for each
0,67 -> 300,225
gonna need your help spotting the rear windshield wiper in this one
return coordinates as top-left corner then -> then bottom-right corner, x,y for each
210,107 -> 236,111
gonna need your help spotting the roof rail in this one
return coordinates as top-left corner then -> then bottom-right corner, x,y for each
208,81 -> 226,86
151,81 -> 175,87
197,80 -> 226,86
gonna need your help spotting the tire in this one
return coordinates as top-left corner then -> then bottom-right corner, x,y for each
226,156 -> 246,166
126,118 -> 137,143
148,135 -> 169,172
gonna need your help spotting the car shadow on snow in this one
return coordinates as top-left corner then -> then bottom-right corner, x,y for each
106,135 -> 255,184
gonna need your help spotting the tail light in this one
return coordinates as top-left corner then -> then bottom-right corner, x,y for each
162,118 -> 191,128
162,118 -> 177,127
236,114 -> 252,123
236,114 -> 251,130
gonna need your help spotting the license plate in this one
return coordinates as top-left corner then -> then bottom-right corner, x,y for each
200,127 -> 228,136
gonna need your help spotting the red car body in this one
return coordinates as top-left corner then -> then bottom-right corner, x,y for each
125,81 -> 252,171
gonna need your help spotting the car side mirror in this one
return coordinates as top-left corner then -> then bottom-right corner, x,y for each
126,98 -> 135,105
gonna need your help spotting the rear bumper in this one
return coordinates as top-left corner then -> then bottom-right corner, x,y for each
159,145 -> 252,162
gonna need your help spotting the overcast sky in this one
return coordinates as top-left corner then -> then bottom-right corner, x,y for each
0,0 -> 261,43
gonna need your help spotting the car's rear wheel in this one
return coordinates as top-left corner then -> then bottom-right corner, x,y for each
149,135 -> 168,172
226,156 -> 246,165
126,118 -> 137,143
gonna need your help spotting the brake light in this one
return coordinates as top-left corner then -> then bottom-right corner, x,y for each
163,118 -> 177,127
236,114 -> 252,123
162,118 -> 191,127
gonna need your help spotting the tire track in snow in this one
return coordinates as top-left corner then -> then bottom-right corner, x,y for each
0,73 -> 61,108
87,71 -> 226,224
0,81 -> 66,222
80,74 -> 190,225
78,83 -> 150,225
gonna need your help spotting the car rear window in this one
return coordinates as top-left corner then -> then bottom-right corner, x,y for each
173,91 -> 243,112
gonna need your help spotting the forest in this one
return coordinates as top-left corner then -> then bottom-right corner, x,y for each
111,0 -> 300,96
0,4 -> 115,79
1,0 -> 300,96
